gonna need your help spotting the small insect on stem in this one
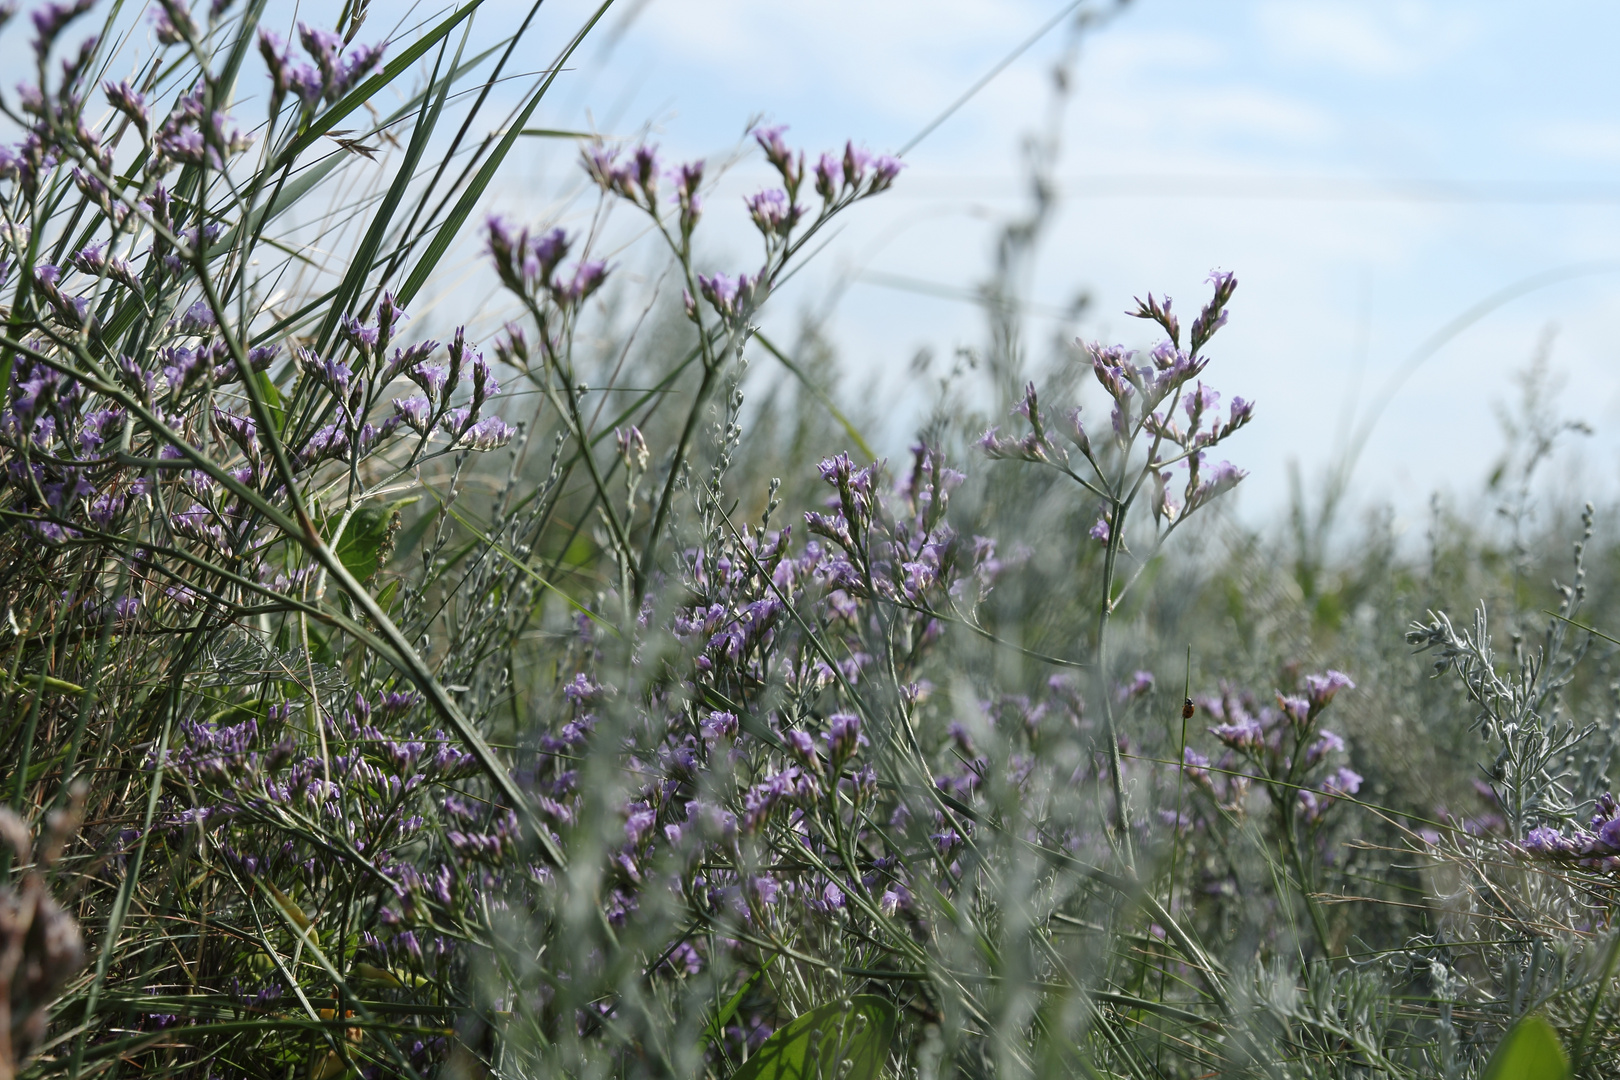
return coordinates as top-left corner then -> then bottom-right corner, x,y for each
1182,697 -> 1195,720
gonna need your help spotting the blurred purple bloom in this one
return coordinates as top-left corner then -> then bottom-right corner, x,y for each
697,271 -> 757,321
33,0 -> 95,55
868,155 -> 903,193
1305,670 -> 1355,710
745,188 -> 802,236
1116,670 -> 1154,703
104,79 -> 150,134
1305,730 -> 1345,766
551,261 -> 608,307
1323,767 -> 1362,797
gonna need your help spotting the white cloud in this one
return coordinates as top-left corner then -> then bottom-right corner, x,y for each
1528,119 -> 1620,164
624,0 -> 1053,123
1255,1 -> 1472,77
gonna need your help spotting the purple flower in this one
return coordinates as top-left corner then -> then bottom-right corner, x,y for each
880,885 -> 910,916
814,152 -> 840,199
336,40 -> 386,96
1210,715 -> 1263,750
1115,670 -> 1154,704
697,271 -> 757,321
624,804 -> 656,846
1187,459 -> 1246,511
1183,381 -> 1218,425
408,362 -> 451,402
752,125 -> 797,185
392,395 -> 432,436
614,425 -> 648,471
259,28 -> 292,97
152,0 -> 198,45
455,415 -> 514,452
340,314 -> 378,354
562,673 -> 606,704
701,711 -> 738,741
1190,269 -> 1237,351
1305,670 -> 1355,710
582,143 -> 626,193
1600,817 -> 1620,851
630,144 -> 659,195
784,729 -> 819,771
551,261 -> 608,307
751,875 -> 780,905
825,713 -> 863,762
1088,516 -> 1110,544
1323,767 -> 1362,797
32,0 -> 95,56
1276,694 -> 1309,726
298,22 -> 342,73
842,142 -> 872,188
1305,730 -> 1345,766
298,348 -> 351,397
373,292 -> 407,346
867,155 -> 903,194
155,128 -> 205,165
1524,825 -> 1573,855
286,62 -> 323,109
745,189 -> 802,236
671,160 -> 704,232
104,79 -> 150,135
488,217 -> 571,294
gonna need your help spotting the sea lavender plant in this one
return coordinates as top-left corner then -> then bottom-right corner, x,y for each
2,0 -> 1617,1077
0,0 -> 635,1074
979,273 -> 1253,861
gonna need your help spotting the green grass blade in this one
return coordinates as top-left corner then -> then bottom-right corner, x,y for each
395,0 -> 619,308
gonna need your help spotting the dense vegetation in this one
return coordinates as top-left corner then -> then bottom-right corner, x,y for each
0,2 -> 1615,1078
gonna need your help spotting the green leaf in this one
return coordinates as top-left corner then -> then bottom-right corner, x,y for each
699,957 -> 773,1056
1483,1015 -> 1570,1080
256,371 -> 286,434
328,498 -> 418,583
731,996 -> 896,1080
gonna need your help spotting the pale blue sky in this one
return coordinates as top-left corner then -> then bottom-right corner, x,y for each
502,0 -> 1620,526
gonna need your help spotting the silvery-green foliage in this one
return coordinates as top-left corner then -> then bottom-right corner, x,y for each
1406,506 -> 1596,835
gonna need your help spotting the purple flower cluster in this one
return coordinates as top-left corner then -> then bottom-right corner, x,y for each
485,218 -> 608,314
259,23 -> 386,115
1521,793 -> 1620,871
475,439 -> 1055,1023
155,682 -> 539,1010
150,78 -> 254,172
574,128 -> 900,333
1189,671 -> 1359,825
980,273 -> 1253,546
